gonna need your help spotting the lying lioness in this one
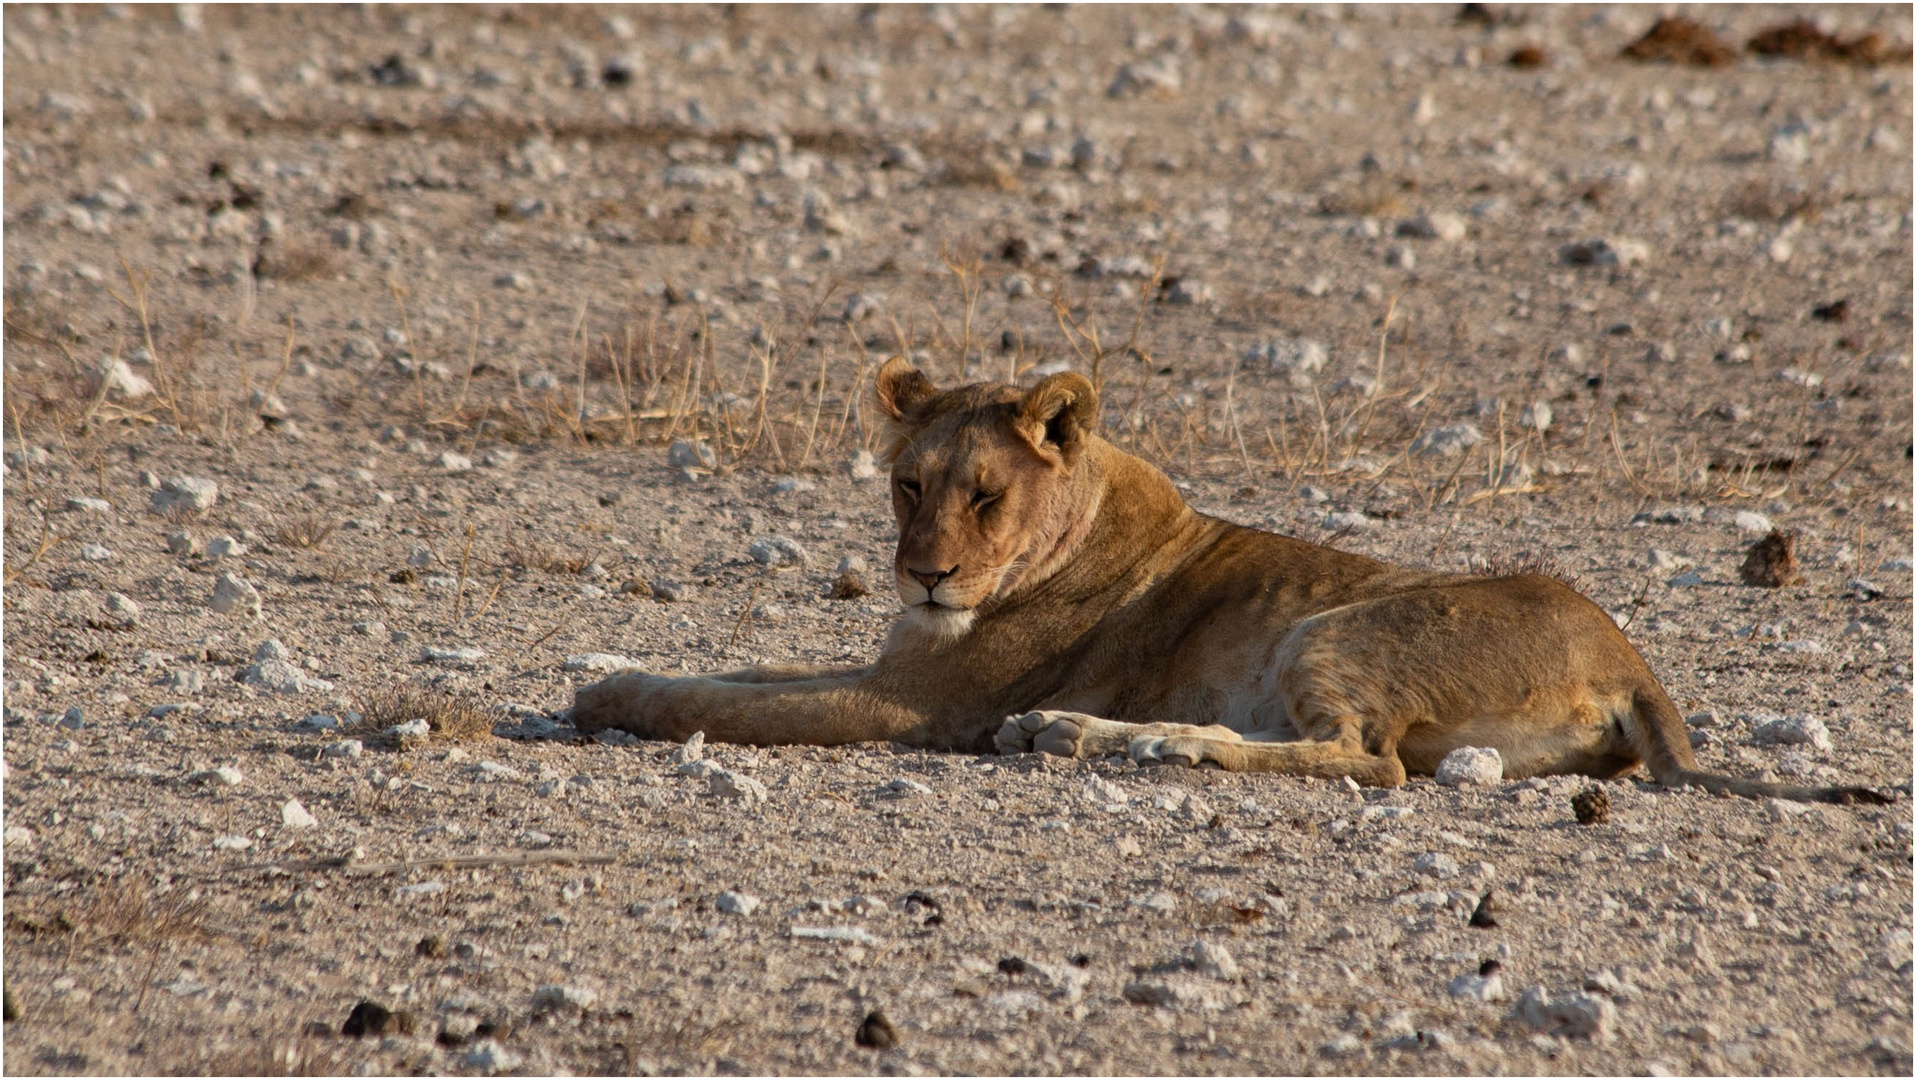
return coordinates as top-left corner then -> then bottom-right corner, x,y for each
573,358 -> 1886,803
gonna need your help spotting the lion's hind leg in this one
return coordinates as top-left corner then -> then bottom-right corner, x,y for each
995,710 -> 1244,760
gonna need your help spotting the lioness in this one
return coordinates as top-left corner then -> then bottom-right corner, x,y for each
573,358 -> 1886,804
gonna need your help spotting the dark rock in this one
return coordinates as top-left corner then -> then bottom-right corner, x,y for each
341,1000 -> 414,1038
855,1009 -> 899,1050
1740,530 -> 1802,588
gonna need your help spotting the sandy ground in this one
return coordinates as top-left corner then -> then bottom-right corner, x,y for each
2,3 -> 1912,1075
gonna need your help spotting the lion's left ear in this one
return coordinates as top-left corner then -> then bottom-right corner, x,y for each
1016,372 -> 1098,466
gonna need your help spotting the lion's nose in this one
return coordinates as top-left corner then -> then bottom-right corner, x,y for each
908,566 -> 958,591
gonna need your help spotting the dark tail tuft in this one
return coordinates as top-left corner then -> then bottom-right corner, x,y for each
1629,688 -> 1895,805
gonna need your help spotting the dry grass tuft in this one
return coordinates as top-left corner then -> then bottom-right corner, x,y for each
204,1030 -> 352,1077
351,684 -> 493,747
273,511 -> 340,550
252,237 -> 344,282
1317,175 -> 1411,218
6,876 -> 212,951
499,536 -> 598,575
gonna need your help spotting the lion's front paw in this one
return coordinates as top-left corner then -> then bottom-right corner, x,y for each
994,711 -> 1088,758
570,669 -> 664,738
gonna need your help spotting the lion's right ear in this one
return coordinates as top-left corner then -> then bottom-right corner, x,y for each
874,356 -> 938,425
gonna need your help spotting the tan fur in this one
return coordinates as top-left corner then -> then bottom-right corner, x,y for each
572,360 -> 1888,804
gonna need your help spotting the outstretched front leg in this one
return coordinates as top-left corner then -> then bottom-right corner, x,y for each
571,666 -> 923,747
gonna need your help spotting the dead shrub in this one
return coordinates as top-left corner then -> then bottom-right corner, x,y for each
273,511 -> 340,550
499,536 -> 597,575
351,684 -> 493,747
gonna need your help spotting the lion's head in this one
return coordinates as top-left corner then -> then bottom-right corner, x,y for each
873,357 -> 1101,640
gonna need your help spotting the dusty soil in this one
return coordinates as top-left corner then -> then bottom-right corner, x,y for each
2,3 -> 1912,1075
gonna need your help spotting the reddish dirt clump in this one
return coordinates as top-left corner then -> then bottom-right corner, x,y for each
1748,20 -> 1913,65
1621,17 -> 1736,66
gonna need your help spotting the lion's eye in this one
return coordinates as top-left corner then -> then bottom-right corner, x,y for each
971,489 -> 1001,510
897,479 -> 921,501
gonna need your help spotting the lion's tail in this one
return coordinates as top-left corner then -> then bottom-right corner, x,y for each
1624,686 -> 1892,805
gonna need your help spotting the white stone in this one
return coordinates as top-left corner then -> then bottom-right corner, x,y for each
668,440 -> 716,469
716,890 -> 761,916
1560,238 -> 1648,267
1752,715 -> 1832,752
848,449 -> 879,481
421,646 -> 486,664
280,799 -> 317,828
748,536 -> 807,567
710,769 -> 768,803
1732,511 -> 1774,534
1193,940 -> 1240,980
1321,511 -> 1377,533
842,293 -> 884,322
1246,339 -> 1328,386
532,984 -> 598,1011
562,653 -> 640,673
244,656 -> 333,694
205,535 -> 246,559
1518,401 -> 1552,433
1448,971 -> 1507,1003
97,358 -> 153,399
321,739 -> 364,759
1108,56 -> 1181,99
209,572 -> 261,617
387,719 -> 429,738
669,731 -> 707,765
1410,424 -> 1483,458
1398,212 -> 1467,242
188,765 -> 244,786
1412,852 -> 1459,879
1511,986 -> 1616,1040
78,544 -> 115,562
438,451 -> 473,472
1434,746 -> 1504,787
152,475 -> 219,515
465,1039 -> 523,1073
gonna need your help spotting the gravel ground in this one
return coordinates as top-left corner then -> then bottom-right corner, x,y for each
2,3 -> 1911,1075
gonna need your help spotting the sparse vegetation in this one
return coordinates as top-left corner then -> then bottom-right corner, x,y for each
272,511 -> 340,550
351,684 -> 494,746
